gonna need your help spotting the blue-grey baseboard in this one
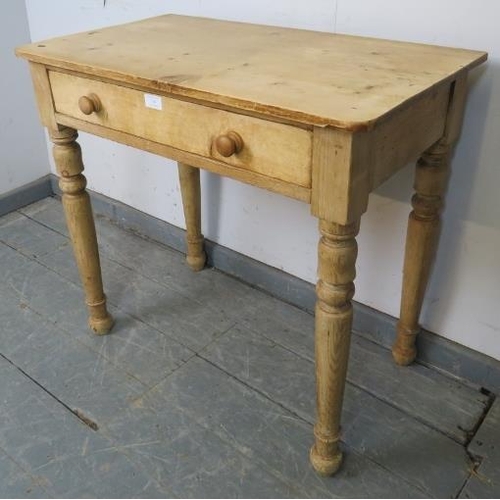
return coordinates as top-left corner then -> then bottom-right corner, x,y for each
0,175 -> 53,218
50,173 -> 500,393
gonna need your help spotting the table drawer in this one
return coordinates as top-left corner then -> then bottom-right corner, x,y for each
49,71 -> 312,187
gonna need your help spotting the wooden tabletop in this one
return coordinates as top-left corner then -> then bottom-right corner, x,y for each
17,15 -> 487,130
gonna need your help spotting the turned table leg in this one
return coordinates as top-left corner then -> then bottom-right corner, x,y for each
310,220 -> 359,475
178,162 -> 206,271
51,127 -> 113,334
392,142 -> 450,365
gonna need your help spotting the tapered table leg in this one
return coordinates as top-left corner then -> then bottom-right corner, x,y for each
310,220 -> 359,475
392,142 -> 449,365
178,162 -> 206,271
51,127 -> 113,334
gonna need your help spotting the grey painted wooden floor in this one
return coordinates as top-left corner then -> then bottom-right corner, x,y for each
0,196 -> 498,498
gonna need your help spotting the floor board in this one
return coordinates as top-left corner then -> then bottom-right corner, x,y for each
461,399 -> 500,498
0,197 -> 497,498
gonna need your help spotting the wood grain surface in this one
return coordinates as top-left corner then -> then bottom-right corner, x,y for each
49,71 -> 312,187
16,15 -> 486,130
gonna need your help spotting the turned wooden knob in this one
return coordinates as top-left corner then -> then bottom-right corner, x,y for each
214,131 -> 243,157
78,93 -> 102,115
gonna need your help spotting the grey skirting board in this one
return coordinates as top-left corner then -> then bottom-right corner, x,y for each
0,175 -> 52,218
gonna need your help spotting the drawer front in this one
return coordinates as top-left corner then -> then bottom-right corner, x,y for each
49,71 -> 312,187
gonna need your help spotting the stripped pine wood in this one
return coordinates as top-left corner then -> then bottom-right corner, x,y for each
28,62 -> 58,130
16,15 -> 487,477
49,71 -> 313,188
50,127 -> 113,334
53,113 -> 311,202
178,163 -> 206,271
310,220 -> 359,475
393,76 -> 469,365
311,127 -> 370,224
16,15 -> 486,130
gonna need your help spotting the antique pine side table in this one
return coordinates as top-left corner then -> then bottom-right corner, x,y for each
17,15 -> 486,475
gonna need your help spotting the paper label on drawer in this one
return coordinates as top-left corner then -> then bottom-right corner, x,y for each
144,93 -> 162,110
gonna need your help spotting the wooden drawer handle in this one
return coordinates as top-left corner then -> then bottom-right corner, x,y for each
214,131 -> 244,157
78,93 -> 102,115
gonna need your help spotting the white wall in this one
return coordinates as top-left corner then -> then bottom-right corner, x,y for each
0,0 -> 49,195
25,0 -> 500,360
